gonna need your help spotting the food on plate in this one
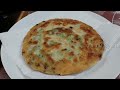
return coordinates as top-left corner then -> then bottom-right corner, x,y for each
22,18 -> 104,75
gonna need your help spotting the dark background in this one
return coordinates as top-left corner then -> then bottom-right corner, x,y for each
0,11 -> 21,66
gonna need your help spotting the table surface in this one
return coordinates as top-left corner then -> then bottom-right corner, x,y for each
0,11 -> 120,79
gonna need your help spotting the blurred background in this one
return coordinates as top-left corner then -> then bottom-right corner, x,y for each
0,11 -> 21,32
0,11 -> 20,64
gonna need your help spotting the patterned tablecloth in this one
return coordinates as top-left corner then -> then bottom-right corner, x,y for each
0,11 -> 120,79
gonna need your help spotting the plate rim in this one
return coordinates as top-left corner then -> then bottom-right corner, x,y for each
1,45 -> 25,79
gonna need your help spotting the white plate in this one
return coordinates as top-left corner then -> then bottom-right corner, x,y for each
1,11 -> 120,79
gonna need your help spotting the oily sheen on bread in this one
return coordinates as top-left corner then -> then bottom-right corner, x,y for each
22,19 -> 104,75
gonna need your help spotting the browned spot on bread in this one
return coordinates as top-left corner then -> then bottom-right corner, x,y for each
53,21 -> 62,25
69,52 -> 74,56
71,46 -> 74,48
22,51 -> 25,54
44,63 -> 49,69
33,29 -> 37,32
35,63 -> 40,67
33,41 -> 38,44
28,40 -> 38,44
88,53 -> 94,58
80,24 -> 92,30
57,28 -> 73,34
41,21 -> 50,28
52,67 -> 56,70
44,37 -> 51,41
99,54 -> 102,58
47,44 -> 61,50
69,26 -> 73,29
43,42 -> 49,47
63,22 -> 68,26
28,40 -> 32,44
74,58 -> 78,62
46,55 -> 54,63
27,61 -> 32,65
62,48 -> 67,51
85,29 -> 93,34
30,33 -> 33,36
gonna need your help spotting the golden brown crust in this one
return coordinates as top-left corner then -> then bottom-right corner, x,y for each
22,18 -> 105,75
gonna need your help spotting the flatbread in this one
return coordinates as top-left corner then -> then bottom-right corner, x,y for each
22,19 -> 104,75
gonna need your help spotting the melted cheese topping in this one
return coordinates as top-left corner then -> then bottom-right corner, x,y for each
51,50 -> 64,61
29,24 -> 87,62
